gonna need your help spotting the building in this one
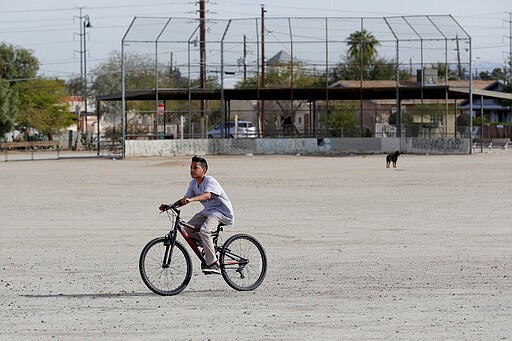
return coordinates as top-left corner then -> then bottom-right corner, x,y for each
329,79 -> 499,138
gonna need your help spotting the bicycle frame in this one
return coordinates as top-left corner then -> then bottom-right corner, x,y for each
162,204 -> 248,271
163,206 -> 209,267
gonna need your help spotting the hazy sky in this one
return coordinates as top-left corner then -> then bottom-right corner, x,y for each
0,0 -> 510,80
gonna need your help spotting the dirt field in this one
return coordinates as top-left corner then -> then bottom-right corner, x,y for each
1,152 -> 511,339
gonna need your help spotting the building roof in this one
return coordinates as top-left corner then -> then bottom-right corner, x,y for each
458,80 -> 512,108
331,79 -> 496,90
96,80 -> 506,103
97,86 -> 468,102
330,80 -> 412,88
266,50 -> 292,65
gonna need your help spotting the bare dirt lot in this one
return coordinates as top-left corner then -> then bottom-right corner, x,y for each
1,152 -> 511,340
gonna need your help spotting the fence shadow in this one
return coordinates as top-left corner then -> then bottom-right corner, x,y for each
21,292 -> 153,299
21,289 -> 226,299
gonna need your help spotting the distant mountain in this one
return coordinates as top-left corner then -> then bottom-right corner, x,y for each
472,60 -> 505,73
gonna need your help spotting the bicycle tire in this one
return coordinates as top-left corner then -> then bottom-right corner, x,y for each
139,237 -> 192,296
219,234 -> 267,291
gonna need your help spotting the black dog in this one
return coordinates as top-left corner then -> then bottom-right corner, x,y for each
386,151 -> 400,168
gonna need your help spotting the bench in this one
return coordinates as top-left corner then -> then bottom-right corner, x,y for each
1,141 -> 60,150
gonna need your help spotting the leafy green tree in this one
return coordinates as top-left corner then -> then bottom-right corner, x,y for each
89,51 -> 164,133
237,58 -> 324,89
65,75 -> 84,97
388,111 -> 413,126
90,51 -> 152,95
407,103 -> 447,125
89,50 -> 217,135
0,43 -> 39,81
434,62 -> 458,80
472,114 -> 490,126
90,50 -> 193,96
478,57 -> 512,110
324,100 -> 359,137
500,57 -> 512,109
235,58 -> 324,131
0,43 -> 39,138
371,58 -> 411,80
15,78 -> 73,140
0,79 -> 18,139
456,112 -> 471,136
478,66 -> 508,81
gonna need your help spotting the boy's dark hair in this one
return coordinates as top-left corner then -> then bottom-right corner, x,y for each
192,155 -> 208,171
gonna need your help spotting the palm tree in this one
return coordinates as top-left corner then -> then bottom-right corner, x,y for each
346,29 -> 380,80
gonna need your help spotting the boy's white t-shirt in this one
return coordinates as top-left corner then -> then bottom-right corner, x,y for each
185,175 -> 234,225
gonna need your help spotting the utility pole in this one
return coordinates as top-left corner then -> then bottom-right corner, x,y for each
73,8 -> 91,150
83,15 -> 91,134
507,12 -> 512,118
169,52 -> 174,87
199,0 -> 207,138
260,4 -> 266,137
359,19 -> 364,137
243,34 -> 247,82
456,35 -> 463,79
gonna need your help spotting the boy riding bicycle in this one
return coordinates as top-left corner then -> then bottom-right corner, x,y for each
160,155 -> 233,274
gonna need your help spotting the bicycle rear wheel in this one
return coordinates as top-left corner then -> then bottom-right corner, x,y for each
219,234 -> 267,291
139,237 -> 192,296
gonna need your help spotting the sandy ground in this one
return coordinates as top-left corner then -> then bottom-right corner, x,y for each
1,152 -> 511,340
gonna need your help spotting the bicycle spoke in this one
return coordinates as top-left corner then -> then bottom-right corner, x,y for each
220,234 -> 267,291
139,238 -> 192,296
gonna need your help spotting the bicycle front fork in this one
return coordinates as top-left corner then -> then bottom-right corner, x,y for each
162,233 -> 176,268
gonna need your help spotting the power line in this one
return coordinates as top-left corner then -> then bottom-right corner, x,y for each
0,2 -> 185,14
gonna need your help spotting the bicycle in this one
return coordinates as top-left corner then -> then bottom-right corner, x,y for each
139,201 -> 267,296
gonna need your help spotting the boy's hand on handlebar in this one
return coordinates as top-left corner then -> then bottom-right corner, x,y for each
179,198 -> 190,206
159,198 -> 188,211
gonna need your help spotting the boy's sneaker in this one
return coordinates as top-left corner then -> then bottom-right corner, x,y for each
202,262 -> 221,275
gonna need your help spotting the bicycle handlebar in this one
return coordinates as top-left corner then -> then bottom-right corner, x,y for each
159,200 -> 183,212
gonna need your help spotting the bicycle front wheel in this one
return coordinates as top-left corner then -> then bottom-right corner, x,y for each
139,237 -> 192,296
219,234 -> 267,291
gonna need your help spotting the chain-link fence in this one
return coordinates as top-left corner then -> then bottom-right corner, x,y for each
94,15 -> 479,157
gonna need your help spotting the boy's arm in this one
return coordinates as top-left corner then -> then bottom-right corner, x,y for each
184,192 -> 211,204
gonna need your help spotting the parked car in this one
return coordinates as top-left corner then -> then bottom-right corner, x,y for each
207,120 -> 257,138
